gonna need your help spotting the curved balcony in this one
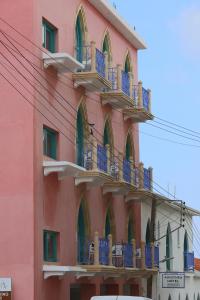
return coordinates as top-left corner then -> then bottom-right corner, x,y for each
76,232 -> 159,279
101,66 -> 134,109
73,41 -> 112,92
75,139 -> 113,187
123,81 -> 154,123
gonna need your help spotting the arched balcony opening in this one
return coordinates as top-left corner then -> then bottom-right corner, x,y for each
75,7 -> 87,63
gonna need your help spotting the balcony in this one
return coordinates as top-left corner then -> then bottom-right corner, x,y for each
43,159 -> 85,180
73,41 -> 112,92
126,163 -> 153,202
75,139 -> 113,187
42,52 -> 84,73
101,66 -> 134,109
123,81 -> 154,123
76,232 -> 159,279
184,252 -> 194,272
103,153 -> 137,195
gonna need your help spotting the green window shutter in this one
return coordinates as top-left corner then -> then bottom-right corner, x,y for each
166,225 -> 171,270
145,221 -> 151,245
77,203 -> 86,262
42,20 -> 56,53
105,211 -> 111,238
125,56 -> 130,73
76,15 -> 83,62
43,231 -> 58,262
43,127 -> 57,160
126,135 -> 131,160
128,218 -> 134,243
76,109 -> 84,167
103,123 -> 109,146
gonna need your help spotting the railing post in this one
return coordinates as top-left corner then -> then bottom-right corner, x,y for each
104,52 -> 109,80
130,156 -> 134,185
92,138 -> 98,170
129,72 -> 133,99
106,144 -> 110,175
91,41 -> 96,72
117,64 -> 122,90
94,231 -> 99,265
118,152 -> 123,181
138,80 -> 143,108
132,238 -> 136,268
141,241 -> 146,269
147,89 -> 152,113
139,162 -> 144,189
108,234 -> 113,266
151,242 -> 155,269
149,167 -> 153,191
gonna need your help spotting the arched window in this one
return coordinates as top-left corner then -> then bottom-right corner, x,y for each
186,294 -> 189,300
194,293 -> 196,300
168,295 -> 172,300
197,294 -> 200,300
146,219 -> 151,245
124,53 -> 131,73
184,231 -> 189,252
75,8 -> 87,63
125,132 -> 133,161
76,106 -> 85,167
128,215 -> 134,243
166,223 -> 172,271
184,231 -> 189,270
103,118 -> 113,154
77,201 -> 88,264
102,31 -> 112,65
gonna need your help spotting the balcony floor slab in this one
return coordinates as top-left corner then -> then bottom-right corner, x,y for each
101,91 -> 134,109
73,72 -> 112,92
124,108 -> 154,123
75,170 -> 113,187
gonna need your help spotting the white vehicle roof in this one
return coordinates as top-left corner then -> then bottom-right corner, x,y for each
91,297 -> 152,300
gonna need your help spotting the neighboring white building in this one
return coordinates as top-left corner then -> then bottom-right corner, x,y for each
141,198 -> 200,300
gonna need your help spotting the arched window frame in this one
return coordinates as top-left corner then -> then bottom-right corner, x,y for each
104,207 -> 115,241
103,117 -> 114,153
75,6 -> 88,62
102,29 -> 112,66
124,51 -> 132,73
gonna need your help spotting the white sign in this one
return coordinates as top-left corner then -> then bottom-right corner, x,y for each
162,273 -> 185,288
0,278 -> 11,292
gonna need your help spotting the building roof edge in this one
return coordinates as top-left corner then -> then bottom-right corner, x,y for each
88,0 -> 147,50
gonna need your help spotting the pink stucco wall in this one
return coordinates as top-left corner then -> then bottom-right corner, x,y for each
0,0 -> 143,299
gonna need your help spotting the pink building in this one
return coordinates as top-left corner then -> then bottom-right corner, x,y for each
0,0 -> 157,299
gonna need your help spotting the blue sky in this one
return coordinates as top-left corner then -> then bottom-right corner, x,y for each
109,0 -> 200,210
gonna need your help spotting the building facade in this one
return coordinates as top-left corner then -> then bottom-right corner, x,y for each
141,198 -> 200,300
0,0 -> 174,300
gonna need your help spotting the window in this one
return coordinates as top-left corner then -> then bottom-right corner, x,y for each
166,223 -> 173,271
43,126 -> 57,159
43,230 -> 58,262
42,19 -> 57,53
